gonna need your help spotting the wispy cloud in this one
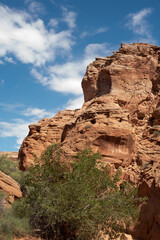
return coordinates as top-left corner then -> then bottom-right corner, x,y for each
126,8 -> 152,35
48,18 -> 58,27
0,102 -> 24,111
0,119 -> 29,147
80,27 -> 108,39
0,4 -> 74,66
61,6 -> 77,29
28,1 -> 45,16
0,104 -> 56,148
125,8 -> 156,43
21,107 -> 55,119
0,102 -> 55,120
95,27 -> 108,34
4,56 -> 16,64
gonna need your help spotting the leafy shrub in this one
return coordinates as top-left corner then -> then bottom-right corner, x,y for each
18,145 -> 141,240
0,192 -> 31,240
0,192 -> 6,216
0,155 -> 23,183
0,155 -> 31,240
0,202 -> 31,240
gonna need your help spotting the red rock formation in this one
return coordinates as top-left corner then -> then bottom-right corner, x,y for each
18,43 -> 160,239
18,110 -> 76,170
0,170 -> 22,204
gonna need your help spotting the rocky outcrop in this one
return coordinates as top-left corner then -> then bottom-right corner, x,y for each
18,43 -> 160,239
60,43 -> 160,167
19,110 -> 76,170
0,170 -> 22,204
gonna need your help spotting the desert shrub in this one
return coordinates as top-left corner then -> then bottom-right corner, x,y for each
0,202 -> 31,240
0,155 -> 23,183
0,192 -> 6,216
0,194 -> 31,240
0,155 -> 31,240
17,145 -> 142,240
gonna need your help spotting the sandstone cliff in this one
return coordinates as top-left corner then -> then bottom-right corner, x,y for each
18,43 -> 160,240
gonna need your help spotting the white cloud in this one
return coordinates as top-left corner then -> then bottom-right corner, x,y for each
80,31 -> 88,39
0,4 -> 74,66
84,43 -> 111,59
21,107 -> 55,119
0,105 -> 55,148
46,61 -> 85,95
0,102 -> 55,119
125,8 -> 153,38
28,1 -> 45,15
49,18 -> 58,27
31,68 -> 48,85
62,6 -> 77,29
31,43 -> 112,95
65,95 -> 84,110
4,56 -> 16,64
0,119 -> 29,147
95,27 -> 108,34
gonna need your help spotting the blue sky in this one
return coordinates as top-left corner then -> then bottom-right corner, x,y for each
0,0 -> 160,151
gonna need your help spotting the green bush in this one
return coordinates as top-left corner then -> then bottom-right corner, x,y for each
0,155 -> 31,240
18,145 -> 141,240
0,193 -> 31,240
0,192 -> 6,216
0,155 -> 23,183
0,203 -> 31,240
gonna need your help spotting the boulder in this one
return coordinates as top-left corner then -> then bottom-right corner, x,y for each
0,170 -> 22,204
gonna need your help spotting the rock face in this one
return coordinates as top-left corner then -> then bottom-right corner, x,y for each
19,43 -> 160,240
0,170 -> 22,204
19,110 -> 76,170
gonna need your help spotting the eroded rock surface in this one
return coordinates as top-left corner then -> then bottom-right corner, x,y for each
0,170 -> 22,205
19,110 -> 76,170
19,43 -> 160,240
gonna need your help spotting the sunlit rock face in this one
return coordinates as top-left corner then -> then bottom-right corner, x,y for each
18,110 -> 76,170
19,43 -> 160,239
0,170 -> 22,205
61,43 -> 160,167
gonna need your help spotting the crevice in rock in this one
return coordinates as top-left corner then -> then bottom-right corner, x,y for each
97,69 -> 112,97
61,122 -> 75,142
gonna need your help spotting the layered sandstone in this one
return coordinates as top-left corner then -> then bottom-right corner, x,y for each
0,170 -> 22,205
19,110 -> 76,170
19,43 -> 160,240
